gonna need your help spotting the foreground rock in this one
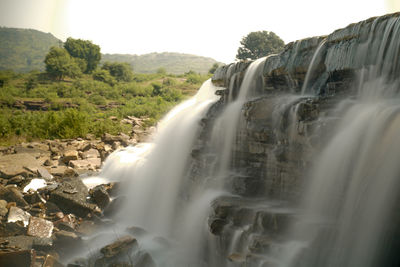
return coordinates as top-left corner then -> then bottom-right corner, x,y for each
68,235 -> 156,267
0,127 -> 152,183
48,178 -> 98,218
0,144 -> 128,266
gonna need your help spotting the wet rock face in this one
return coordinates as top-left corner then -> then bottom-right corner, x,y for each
206,14 -> 400,201
89,185 -> 110,210
203,13 -> 400,267
0,249 -> 36,267
100,235 -> 138,259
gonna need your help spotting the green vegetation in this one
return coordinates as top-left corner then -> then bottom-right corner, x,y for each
236,31 -> 285,60
0,29 -> 219,144
0,67 -> 210,144
0,27 -> 222,74
101,62 -> 133,82
208,63 -> 220,74
44,47 -> 82,80
44,38 -> 102,80
64,37 -> 101,73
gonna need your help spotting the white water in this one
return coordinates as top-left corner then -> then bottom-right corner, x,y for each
96,58 -> 267,266
71,79 -> 221,266
280,15 -> 400,267
301,39 -> 326,95
116,79 -> 221,238
73,60 -> 270,266
210,57 -> 266,181
72,15 -> 400,267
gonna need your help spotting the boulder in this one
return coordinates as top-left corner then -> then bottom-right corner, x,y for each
0,221 -> 26,237
38,167 -> 53,181
48,166 -> 78,178
48,178 -> 97,218
79,142 -> 92,152
0,153 -> 39,178
89,185 -> 110,209
102,133 -> 129,146
45,202 -> 62,215
0,249 -> 36,267
62,150 -> 79,164
7,206 -> 30,226
27,217 -> 54,238
54,230 -> 79,243
13,143 -> 49,157
80,148 -> 100,159
100,235 -> 138,258
69,158 -> 101,170
0,185 -> 29,207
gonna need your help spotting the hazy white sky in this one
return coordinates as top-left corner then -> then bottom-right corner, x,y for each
0,0 -> 399,63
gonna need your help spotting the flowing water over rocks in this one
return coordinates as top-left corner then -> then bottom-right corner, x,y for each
11,12 -> 398,267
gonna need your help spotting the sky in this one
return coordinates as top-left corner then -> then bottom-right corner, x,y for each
0,0 -> 399,63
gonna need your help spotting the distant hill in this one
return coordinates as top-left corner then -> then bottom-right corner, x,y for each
0,27 -> 222,74
0,27 -> 61,72
102,52 -> 221,74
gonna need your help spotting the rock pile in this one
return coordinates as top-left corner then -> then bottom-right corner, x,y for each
0,130 -> 154,267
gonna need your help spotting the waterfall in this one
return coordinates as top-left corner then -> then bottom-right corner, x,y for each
281,14 -> 400,267
301,39 -> 326,95
70,13 -> 400,267
74,58 -> 269,266
210,57 -> 266,181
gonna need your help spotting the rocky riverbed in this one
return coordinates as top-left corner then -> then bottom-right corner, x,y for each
0,121 -> 156,266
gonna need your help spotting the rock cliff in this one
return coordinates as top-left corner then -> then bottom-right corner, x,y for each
201,12 -> 400,266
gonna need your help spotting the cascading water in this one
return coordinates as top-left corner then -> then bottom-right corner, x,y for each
71,12 -> 400,267
300,39 -> 326,95
280,14 -> 400,267
73,58 -> 270,267
210,57 -> 266,180
74,79 -> 222,266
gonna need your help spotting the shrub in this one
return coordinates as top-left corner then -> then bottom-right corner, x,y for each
88,94 -> 107,105
93,69 -> 116,86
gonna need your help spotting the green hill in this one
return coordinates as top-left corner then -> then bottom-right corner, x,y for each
0,27 -> 61,72
102,52 -> 222,74
0,27 -> 222,74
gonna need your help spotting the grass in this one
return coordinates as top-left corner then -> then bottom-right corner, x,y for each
0,70 -> 211,145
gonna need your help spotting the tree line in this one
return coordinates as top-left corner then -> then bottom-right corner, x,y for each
44,30 -> 285,82
44,38 -> 133,83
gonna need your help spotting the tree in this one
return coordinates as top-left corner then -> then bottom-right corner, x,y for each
208,63 -> 219,74
64,38 -> 101,73
236,31 -> 285,60
101,62 -> 133,82
44,47 -> 81,80
92,69 -> 116,86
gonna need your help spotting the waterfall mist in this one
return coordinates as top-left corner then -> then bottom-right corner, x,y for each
70,13 -> 400,267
